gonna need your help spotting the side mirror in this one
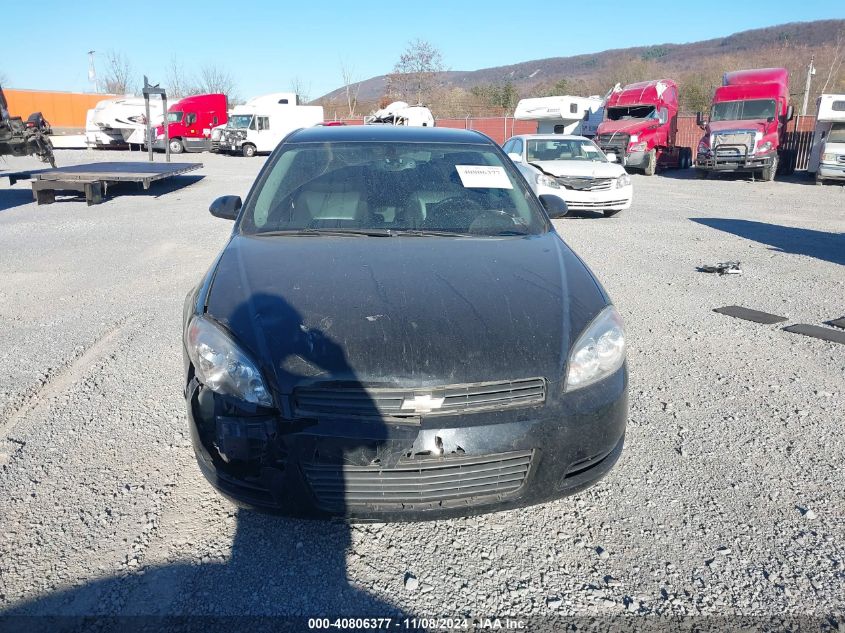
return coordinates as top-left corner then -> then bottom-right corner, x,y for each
507,152 -> 523,163
539,194 -> 568,219
785,105 -> 794,122
209,195 -> 242,220
696,112 -> 707,128
605,152 -> 617,163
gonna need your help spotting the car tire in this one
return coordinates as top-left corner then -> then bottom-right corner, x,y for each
603,209 -> 622,218
169,138 -> 184,154
242,144 -> 257,158
682,147 -> 693,169
643,149 -> 657,176
761,155 -> 778,181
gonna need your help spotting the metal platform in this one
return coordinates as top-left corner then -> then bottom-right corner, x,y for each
4,161 -> 202,205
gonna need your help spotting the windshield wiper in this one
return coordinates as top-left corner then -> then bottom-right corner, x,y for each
391,229 -> 468,237
254,228 -> 393,237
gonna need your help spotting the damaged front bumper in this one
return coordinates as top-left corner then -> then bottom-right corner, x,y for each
696,150 -> 775,172
185,371 -> 628,521
536,183 -> 632,213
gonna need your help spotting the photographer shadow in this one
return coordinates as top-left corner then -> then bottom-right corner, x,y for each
1,292 -> 413,632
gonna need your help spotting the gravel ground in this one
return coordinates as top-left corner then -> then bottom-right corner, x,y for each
0,149 -> 843,630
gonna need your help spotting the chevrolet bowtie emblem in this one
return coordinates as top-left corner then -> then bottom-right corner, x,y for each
401,394 -> 445,413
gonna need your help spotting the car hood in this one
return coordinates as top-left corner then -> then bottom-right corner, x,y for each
707,119 -> 767,134
597,119 -> 657,135
205,233 -> 608,393
531,160 -> 624,178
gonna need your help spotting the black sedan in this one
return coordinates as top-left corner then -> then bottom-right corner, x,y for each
183,126 -> 627,521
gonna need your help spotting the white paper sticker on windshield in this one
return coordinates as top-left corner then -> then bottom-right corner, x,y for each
455,165 -> 513,189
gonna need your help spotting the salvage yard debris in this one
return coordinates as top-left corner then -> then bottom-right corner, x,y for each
713,305 -> 787,324
782,324 -> 845,345
698,261 -> 742,275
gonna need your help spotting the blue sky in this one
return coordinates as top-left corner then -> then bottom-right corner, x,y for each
1,0 -> 842,99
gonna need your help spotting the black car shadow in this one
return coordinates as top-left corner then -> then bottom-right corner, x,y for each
691,218 -> 845,266
0,187 -> 33,212
0,293 -> 414,631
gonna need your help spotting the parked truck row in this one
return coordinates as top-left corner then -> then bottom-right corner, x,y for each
514,67 -> 843,185
15,66 -> 845,183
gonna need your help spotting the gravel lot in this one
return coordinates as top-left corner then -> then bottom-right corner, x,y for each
1,149 -> 843,629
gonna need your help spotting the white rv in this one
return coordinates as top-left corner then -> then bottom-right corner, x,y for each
808,94 -> 845,185
514,96 -> 604,137
211,92 -> 324,157
364,101 -> 435,127
85,97 -> 163,149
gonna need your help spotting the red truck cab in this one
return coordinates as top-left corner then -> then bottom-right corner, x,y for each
695,68 -> 794,181
155,93 -> 228,153
595,79 -> 692,176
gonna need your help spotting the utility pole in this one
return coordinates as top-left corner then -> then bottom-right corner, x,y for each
801,56 -> 816,116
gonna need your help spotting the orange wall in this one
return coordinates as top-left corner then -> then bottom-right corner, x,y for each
3,90 -> 118,129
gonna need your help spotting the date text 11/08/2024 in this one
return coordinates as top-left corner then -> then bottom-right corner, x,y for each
307,617 -> 527,630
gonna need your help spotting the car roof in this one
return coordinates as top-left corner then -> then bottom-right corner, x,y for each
511,134 -> 591,142
287,125 -> 494,145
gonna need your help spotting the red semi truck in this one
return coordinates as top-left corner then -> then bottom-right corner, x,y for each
154,93 -> 228,153
595,79 -> 692,176
695,68 -> 794,181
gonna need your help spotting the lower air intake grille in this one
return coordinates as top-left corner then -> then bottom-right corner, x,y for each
293,378 -> 546,419
302,450 -> 534,510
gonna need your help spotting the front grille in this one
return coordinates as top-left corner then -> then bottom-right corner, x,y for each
565,199 -> 629,209
712,132 -> 753,157
302,450 -> 534,510
293,378 -> 546,419
557,177 -> 614,191
837,155 -> 845,164
596,133 -> 629,156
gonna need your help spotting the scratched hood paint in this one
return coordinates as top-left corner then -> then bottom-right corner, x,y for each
205,232 -> 607,393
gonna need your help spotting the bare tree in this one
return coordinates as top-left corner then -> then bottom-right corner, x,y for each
821,27 -> 845,93
290,76 -> 311,104
340,61 -> 361,117
166,56 -> 196,99
99,50 -> 134,94
387,39 -> 444,104
0,70 -> 9,87
195,64 -> 239,102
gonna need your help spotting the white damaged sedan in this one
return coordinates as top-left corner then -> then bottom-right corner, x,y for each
503,134 -> 633,217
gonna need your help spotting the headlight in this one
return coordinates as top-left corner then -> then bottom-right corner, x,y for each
186,316 -> 273,407
565,306 -> 626,392
629,141 -> 647,152
822,152 -> 836,163
536,174 -> 561,189
616,173 -> 630,188
629,135 -> 639,143
156,133 -> 164,140
697,140 -> 710,155
756,141 -> 773,153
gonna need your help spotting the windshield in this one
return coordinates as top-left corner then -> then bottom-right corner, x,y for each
240,141 -> 548,237
166,111 -> 183,123
828,123 -> 845,143
607,105 -> 657,121
711,99 -> 777,122
229,114 -> 254,129
527,138 -> 606,163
